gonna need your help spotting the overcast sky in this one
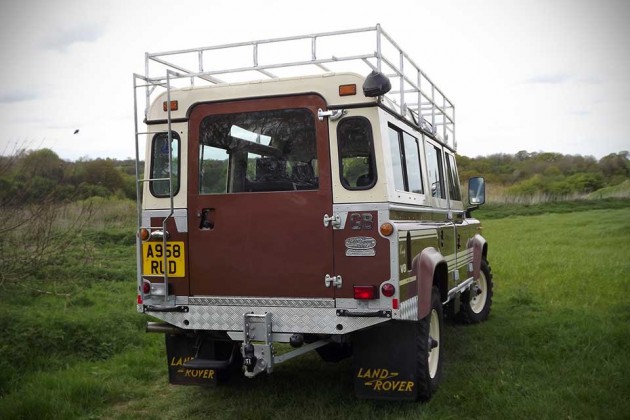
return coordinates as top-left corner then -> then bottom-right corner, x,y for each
1,0 -> 628,161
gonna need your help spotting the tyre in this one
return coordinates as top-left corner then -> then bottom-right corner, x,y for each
458,259 -> 493,324
416,286 -> 443,401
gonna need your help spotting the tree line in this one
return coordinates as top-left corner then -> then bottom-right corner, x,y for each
1,148 -> 629,205
0,148 -> 139,205
457,150 -> 630,198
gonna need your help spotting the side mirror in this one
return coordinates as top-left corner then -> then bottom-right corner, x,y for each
468,177 -> 486,206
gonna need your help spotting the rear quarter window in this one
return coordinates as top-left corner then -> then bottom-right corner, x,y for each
149,131 -> 180,197
337,117 -> 377,190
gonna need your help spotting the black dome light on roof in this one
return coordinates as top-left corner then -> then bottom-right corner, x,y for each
362,71 -> 391,97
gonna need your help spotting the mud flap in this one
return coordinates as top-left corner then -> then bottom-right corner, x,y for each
165,333 -> 232,385
352,321 -> 419,401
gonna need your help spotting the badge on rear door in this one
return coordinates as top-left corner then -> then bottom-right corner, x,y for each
345,236 -> 376,257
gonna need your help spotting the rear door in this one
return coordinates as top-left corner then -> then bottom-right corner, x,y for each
187,95 -> 334,298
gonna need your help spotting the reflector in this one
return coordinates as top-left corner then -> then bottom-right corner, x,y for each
339,84 -> 357,96
163,100 -> 178,112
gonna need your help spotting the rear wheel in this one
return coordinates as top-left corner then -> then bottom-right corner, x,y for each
416,286 -> 443,401
459,259 -> 493,324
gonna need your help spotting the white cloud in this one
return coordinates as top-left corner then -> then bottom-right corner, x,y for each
41,24 -> 105,52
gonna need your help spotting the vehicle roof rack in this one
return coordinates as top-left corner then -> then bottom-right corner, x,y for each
142,24 -> 456,150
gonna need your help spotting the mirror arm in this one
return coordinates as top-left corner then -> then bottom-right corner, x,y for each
465,205 -> 479,218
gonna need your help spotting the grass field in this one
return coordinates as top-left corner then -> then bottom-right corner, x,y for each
1,200 -> 629,419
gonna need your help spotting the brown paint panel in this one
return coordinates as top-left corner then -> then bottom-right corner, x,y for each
145,217 -> 190,296
187,95 -> 334,298
332,211 -> 390,299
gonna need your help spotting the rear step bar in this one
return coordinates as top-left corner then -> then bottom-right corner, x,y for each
183,351 -> 235,370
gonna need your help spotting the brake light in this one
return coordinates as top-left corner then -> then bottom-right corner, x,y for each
142,281 -> 151,294
381,283 -> 395,297
137,294 -> 143,304
354,285 -> 377,300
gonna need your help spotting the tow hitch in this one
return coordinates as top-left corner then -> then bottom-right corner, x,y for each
240,312 -> 330,378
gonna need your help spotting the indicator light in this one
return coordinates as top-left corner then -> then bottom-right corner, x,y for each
380,222 -> 394,236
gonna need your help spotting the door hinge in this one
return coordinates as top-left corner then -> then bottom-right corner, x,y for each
323,213 -> 341,228
318,108 -> 346,121
324,274 -> 342,288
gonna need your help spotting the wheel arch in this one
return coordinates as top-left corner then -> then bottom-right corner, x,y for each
412,247 -> 448,319
469,233 -> 488,281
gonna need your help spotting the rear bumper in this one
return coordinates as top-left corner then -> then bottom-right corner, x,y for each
140,296 -> 391,335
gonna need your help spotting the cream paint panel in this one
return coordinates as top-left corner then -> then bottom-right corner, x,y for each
147,73 -> 376,122
142,122 -> 188,210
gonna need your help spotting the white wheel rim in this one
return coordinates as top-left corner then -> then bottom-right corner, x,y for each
428,308 -> 440,378
470,271 -> 488,314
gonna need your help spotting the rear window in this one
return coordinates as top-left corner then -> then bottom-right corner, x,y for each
198,108 -> 318,194
149,131 -> 180,197
337,117 -> 376,190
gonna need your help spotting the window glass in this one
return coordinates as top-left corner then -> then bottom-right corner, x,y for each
388,127 -> 406,191
446,153 -> 462,201
198,108 -> 318,194
426,143 -> 445,198
402,132 -> 423,194
150,132 -> 180,197
337,117 -> 376,189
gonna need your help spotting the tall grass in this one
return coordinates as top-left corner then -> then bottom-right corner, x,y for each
1,203 -> 629,419
483,179 -> 630,205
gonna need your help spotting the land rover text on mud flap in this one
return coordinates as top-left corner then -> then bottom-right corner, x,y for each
133,25 -> 493,401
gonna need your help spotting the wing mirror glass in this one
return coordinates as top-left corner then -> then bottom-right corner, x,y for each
468,177 -> 486,205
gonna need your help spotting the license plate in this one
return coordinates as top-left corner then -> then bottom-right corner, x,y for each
142,241 -> 185,277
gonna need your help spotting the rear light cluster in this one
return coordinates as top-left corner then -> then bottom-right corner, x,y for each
353,283 -> 396,300
353,286 -> 377,300
381,283 -> 395,297
138,280 -> 152,305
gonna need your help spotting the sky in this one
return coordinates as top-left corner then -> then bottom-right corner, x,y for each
0,0 -> 629,161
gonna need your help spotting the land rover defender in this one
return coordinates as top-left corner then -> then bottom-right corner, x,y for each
133,24 -> 493,401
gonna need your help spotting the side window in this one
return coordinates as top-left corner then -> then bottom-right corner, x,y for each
402,132 -> 423,194
425,142 -> 445,199
150,132 -> 180,197
337,117 -> 376,189
388,126 -> 406,191
388,125 -> 423,194
198,108 -> 318,194
445,153 -> 462,201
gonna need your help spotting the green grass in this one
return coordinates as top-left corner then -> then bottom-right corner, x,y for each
1,203 -> 629,419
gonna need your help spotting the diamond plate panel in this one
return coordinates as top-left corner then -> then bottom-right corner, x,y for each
148,305 -> 389,334
189,297 -> 334,308
399,296 -> 418,321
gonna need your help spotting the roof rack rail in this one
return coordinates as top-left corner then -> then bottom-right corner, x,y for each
143,24 -> 456,149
